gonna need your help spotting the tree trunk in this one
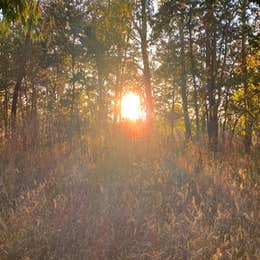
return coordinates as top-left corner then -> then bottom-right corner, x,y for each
179,11 -> 191,140
114,46 -> 123,125
140,0 -> 153,124
221,90 -> 229,146
205,0 -> 218,151
96,51 -> 105,126
71,54 -> 76,117
31,81 -> 38,146
188,12 -> 199,139
170,88 -> 175,137
11,70 -> 24,131
11,23 -> 31,132
4,83 -> 8,138
241,0 -> 252,152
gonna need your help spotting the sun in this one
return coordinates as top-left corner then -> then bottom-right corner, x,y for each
121,92 -> 144,121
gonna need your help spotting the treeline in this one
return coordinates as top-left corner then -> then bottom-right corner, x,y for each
0,0 -> 259,151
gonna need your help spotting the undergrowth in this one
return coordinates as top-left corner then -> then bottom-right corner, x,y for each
0,131 -> 259,259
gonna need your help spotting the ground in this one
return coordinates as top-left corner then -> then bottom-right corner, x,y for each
0,131 -> 259,259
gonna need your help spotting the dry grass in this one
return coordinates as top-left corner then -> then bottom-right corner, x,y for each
0,131 -> 259,259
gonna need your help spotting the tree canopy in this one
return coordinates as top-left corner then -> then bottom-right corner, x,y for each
0,0 -> 259,149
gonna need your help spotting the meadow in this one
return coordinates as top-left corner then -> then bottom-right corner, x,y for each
1,129 -> 259,259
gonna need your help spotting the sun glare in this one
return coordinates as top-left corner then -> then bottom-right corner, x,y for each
121,92 -> 144,121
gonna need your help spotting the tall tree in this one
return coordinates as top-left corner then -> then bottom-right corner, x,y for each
132,0 -> 153,124
179,2 -> 191,140
241,0 -> 252,152
204,0 -> 218,150
154,0 -> 191,139
10,0 -> 40,131
187,6 -> 200,138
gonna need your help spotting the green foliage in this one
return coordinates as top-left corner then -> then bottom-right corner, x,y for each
0,0 -> 27,20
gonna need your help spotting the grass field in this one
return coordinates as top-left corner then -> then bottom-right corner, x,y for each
0,130 -> 259,259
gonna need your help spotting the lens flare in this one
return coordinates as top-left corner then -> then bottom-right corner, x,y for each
121,92 -> 144,121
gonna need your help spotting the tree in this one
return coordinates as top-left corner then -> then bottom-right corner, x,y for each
154,0 -> 191,139
132,0 -> 154,125
0,0 -> 27,21
179,1 -> 191,139
9,0 -> 40,132
241,0 -> 252,152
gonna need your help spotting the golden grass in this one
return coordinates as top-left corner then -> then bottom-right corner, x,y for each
0,130 -> 259,259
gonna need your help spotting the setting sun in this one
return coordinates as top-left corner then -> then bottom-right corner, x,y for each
121,92 -> 145,121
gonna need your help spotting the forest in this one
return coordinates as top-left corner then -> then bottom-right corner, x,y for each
0,0 -> 259,259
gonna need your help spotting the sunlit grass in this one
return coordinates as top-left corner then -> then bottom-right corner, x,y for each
0,131 -> 259,259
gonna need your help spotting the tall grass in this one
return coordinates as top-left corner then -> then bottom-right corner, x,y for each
0,129 -> 259,259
